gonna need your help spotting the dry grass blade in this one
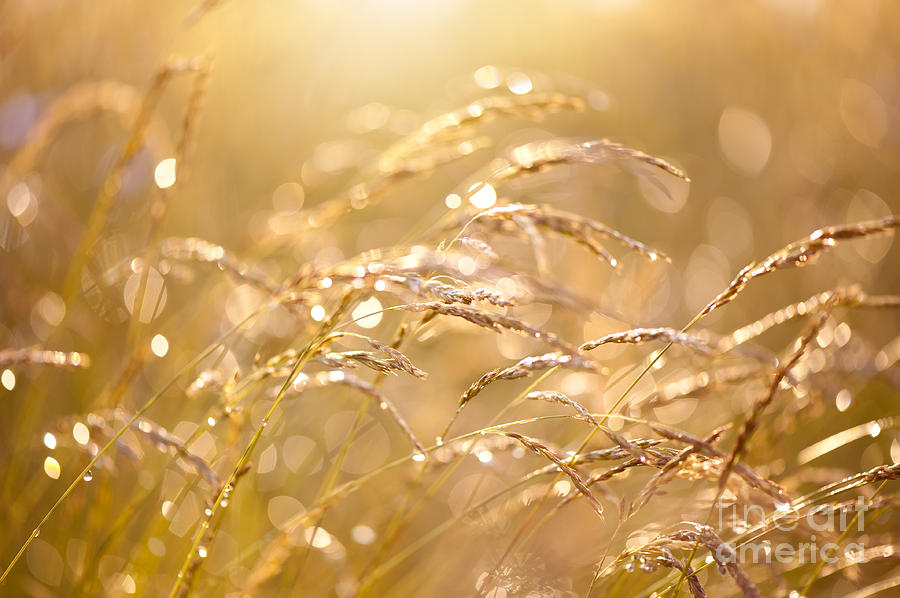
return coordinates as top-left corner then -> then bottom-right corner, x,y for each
174,464 -> 251,598
502,431 -> 604,518
719,308 -> 833,491
798,417 -> 897,465
701,216 -> 899,317
0,347 -> 91,369
418,279 -> 514,307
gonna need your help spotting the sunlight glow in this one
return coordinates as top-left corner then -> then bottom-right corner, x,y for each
352,297 -> 383,329
154,158 -> 177,189
151,334 -> 169,357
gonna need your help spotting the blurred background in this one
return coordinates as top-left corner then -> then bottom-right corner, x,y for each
1,1 -> 898,596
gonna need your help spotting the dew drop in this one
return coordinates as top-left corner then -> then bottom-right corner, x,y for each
411,452 -> 426,462
83,469 -> 93,482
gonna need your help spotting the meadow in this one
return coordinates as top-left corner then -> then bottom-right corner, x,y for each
1,2 -> 898,596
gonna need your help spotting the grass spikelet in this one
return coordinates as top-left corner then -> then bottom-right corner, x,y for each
630,427 -> 726,516
525,390 -> 599,425
649,422 -> 788,503
403,302 -> 580,353
60,409 -> 222,486
718,286 -> 900,352
701,217 -> 899,318
501,431 -> 604,518
460,139 -> 689,207
418,279 -> 514,307
161,236 -> 278,292
525,391 -> 656,465
382,93 -> 585,165
458,203 -> 668,267
579,327 -> 716,356
459,352 -> 594,408
291,370 -> 425,453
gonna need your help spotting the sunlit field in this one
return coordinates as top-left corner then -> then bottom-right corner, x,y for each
1,2 -> 899,597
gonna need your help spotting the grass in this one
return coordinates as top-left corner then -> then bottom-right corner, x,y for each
2,3 -> 899,597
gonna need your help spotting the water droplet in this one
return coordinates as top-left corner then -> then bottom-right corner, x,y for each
1,369 -> 15,390
207,416 -> 216,427
411,452 -> 426,462
197,546 -> 208,558
83,469 -> 93,482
